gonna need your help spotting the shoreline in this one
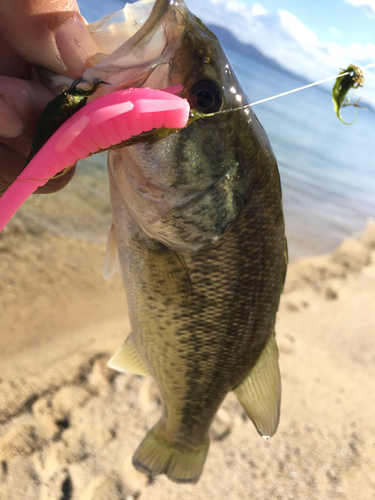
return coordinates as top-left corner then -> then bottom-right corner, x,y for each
1,219 -> 374,499
5,152 -> 373,264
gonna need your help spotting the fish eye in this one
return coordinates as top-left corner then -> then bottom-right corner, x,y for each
188,80 -> 223,113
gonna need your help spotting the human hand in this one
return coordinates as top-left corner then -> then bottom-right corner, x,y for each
0,0 -> 98,194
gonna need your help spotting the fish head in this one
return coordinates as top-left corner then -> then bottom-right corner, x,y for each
87,0 -> 280,251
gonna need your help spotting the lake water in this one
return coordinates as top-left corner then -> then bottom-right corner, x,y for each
75,1 -> 375,260
225,48 -> 375,260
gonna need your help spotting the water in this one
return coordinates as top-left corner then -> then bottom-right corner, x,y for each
54,2 -> 375,260
224,48 -> 375,260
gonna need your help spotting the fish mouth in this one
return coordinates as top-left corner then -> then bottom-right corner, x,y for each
84,0 -> 188,94
83,0 -> 251,118
38,0 -> 174,95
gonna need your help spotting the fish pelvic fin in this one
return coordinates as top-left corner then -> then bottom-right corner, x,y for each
233,334 -> 281,439
132,423 -> 210,484
107,335 -> 150,377
103,223 -> 120,280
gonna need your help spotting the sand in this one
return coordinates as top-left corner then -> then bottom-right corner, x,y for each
1,217 -> 375,500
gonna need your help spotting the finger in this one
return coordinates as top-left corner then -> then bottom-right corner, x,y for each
0,0 -> 98,78
0,142 -> 76,194
35,165 -> 76,194
0,143 -> 25,191
0,76 -> 78,194
0,35 -> 30,79
0,76 -> 54,146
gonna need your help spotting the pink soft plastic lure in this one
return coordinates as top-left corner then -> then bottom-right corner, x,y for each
0,87 -> 190,232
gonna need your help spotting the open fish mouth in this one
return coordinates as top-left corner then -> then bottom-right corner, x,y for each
84,0 -> 188,94
37,0 -> 183,96
84,0 -> 246,114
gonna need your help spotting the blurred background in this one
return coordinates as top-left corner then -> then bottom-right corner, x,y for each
13,0 -> 373,262
1,3 -> 374,499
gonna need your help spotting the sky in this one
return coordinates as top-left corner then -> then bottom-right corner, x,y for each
234,0 -> 375,46
183,0 -> 375,105
79,0 -> 375,106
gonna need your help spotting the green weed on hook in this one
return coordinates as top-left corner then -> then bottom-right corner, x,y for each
332,64 -> 365,124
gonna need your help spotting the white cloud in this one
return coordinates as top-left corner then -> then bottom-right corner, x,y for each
345,0 -> 375,18
279,10 -> 318,48
252,3 -> 267,16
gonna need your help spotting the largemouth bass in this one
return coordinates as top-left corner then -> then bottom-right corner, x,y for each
85,0 -> 287,484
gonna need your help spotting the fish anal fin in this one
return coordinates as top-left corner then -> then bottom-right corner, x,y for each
233,334 -> 281,439
133,423 -> 209,484
107,335 -> 150,377
103,223 -> 120,280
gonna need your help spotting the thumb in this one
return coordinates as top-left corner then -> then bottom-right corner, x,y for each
0,0 -> 99,78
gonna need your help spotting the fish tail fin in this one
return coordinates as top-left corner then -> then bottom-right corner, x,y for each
132,423 -> 209,484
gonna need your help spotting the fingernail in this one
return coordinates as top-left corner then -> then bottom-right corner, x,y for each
55,14 -> 99,77
0,96 -> 23,139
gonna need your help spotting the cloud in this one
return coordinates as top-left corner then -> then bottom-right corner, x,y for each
251,3 -> 267,16
278,10 -> 318,48
345,0 -> 375,18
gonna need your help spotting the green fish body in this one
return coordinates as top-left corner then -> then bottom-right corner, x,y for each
103,0 -> 287,484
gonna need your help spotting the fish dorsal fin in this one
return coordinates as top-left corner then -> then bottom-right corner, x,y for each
107,335 -> 150,377
233,334 -> 281,439
103,223 -> 120,279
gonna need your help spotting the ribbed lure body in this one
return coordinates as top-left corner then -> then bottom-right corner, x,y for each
0,88 -> 189,231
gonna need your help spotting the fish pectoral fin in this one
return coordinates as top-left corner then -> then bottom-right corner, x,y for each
233,334 -> 281,439
103,223 -> 120,280
107,335 -> 150,377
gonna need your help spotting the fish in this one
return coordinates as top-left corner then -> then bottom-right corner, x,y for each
84,0 -> 287,484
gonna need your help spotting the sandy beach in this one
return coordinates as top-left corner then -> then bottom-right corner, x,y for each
1,213 -> 375,500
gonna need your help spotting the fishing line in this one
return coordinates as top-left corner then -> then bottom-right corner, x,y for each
204,62 -> 375,117
250,62 -> 375,107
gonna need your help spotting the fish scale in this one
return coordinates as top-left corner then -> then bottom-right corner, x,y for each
108,134 -> 285,473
